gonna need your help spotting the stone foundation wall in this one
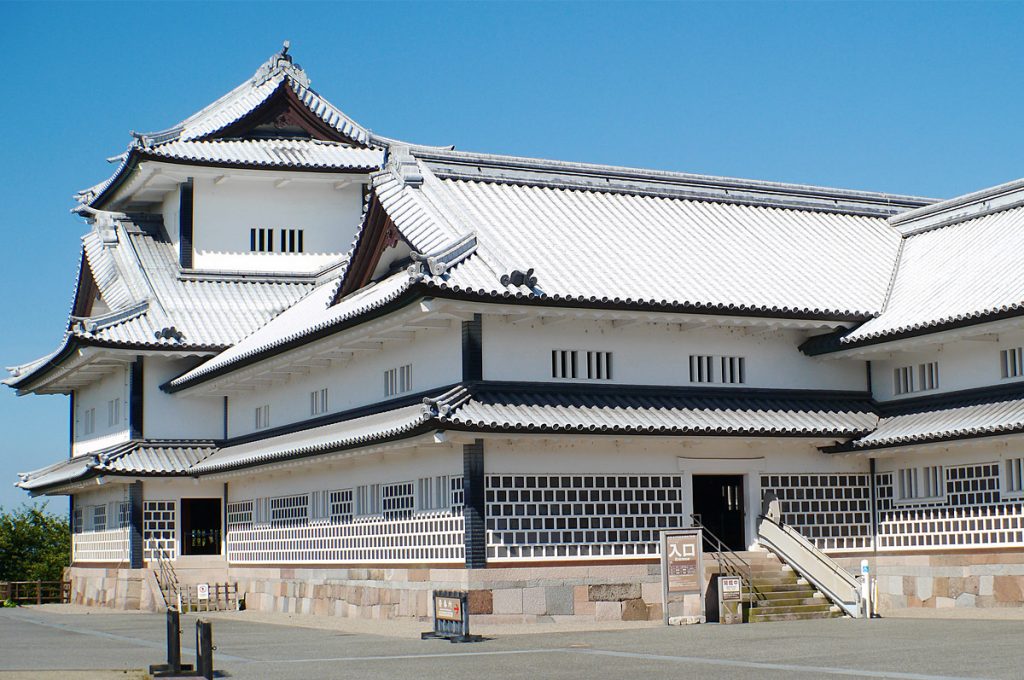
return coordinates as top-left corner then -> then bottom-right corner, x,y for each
228,562 -> 704,623
65,566 -> 163,610
856,552 -> 1024,611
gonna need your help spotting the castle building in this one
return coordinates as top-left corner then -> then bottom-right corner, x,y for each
9,47 -> 1024,620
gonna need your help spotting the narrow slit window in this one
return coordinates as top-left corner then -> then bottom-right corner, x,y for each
255,404 -> 271,430
310,388 -> 329,416
1001,348 -> 1024,379
384,364 -> 412,397
689,355 -> 744,384
1006,458 -> 1024,494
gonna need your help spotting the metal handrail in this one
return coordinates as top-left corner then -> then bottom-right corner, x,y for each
688,514 -> 760,601
153,548 -> 180,610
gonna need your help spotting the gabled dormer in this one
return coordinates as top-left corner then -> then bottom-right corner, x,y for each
74,45 -> 387,277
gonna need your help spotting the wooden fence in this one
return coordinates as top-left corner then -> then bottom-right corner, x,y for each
0,580 -> 71,605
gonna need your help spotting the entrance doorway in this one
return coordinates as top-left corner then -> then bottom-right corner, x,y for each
180,498 -> 222,556
692,475 -> 745,552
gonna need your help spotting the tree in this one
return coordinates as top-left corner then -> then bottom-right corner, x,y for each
0,504 -> 70,582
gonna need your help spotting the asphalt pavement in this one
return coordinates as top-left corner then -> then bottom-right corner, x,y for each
1,606 -> 1022,680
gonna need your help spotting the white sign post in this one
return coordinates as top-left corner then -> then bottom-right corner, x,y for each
196,583 -> 210,601
860,560 -> 871,619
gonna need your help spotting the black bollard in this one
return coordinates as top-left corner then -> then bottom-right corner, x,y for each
195,618 -> 214,680
149,608 -> 194,677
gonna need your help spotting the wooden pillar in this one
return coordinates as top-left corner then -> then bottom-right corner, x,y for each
128,481 -> 144,569
463,439 -> 486,569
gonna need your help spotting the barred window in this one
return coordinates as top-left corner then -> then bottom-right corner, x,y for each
255,404 -> 271,430
269,494 -> 309,527
330,489 -> 353,524
1001,348 -> 1023,379
689,355 -> 745,384
382,482 -> 415,520
384,365 -> 412,397
894,362 -> 939,395
1006,458 -> 1024,495
310,388 -> 329,416
897,466 -> 944,502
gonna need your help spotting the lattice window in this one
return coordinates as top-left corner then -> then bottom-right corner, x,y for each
91,505 -> 107,532
877,464 -> 1024,550
894,362 -> 939,395
144,500 -> 176,561
226,500 -> 254,530
355,484 -> 381,516
72,527 -> 129,563
72,506 -> 83,534
1006,458 -> 1024,497
485,474 -> 684,560
896,466 -> 945,504
310,388 -> 329,416
107,398 -> 121,428
552,350 -> 578,379
278,228 -> 304,253
1001,348 -> 1024,379
83,407 -> 96,436
255,404 -> 271,430
760,474 -> 873,551
418,476 -> 458,511
689,355 -> 745,384
330,489 -> 353,524
384,365 -> 412,397
250,227 -> 274,252
450,477 -> 464,515
382,482 -> 415,520
117,501 -> 129,529
552,350 -> 612,380
269,494 -> 309,527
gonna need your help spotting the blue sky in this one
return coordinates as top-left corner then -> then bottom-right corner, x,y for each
1,1 -> 1022,511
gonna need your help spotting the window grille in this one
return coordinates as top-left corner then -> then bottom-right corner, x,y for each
894,362 -> 939,395
117,501 -> 129,529
107,398 -> 121,428
226,500 -> 254,530
1001,348 -> 1024,379
269,494 -> 309,527
250,227 -> 274,252
255,404 -> 271,430
382,482 -> 415,520
384,365 -> 412,397
91,505 -> 107,532
278,228 -> 304,253
553,350 -> 612,380
485,474 -> 684,560
329,489 -> 353,524
83,407 -> 96,436
310,490 -> 330,523
418,476 -> 455,511
143,500 -> 176,561
450,477 -> 465,515
355,484 -> 382,516
1006,458 -> 1024,495
897,466 -> 944,502
689,355 -> 745,384
72,507 -> 83,534
310,388 -> 329,416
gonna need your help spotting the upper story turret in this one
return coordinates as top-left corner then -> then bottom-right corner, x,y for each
75,44 -> 386,276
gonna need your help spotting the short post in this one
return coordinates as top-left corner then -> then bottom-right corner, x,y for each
149,608 -> 194,676
195,618 -> 214,680
860,559 -> 872,619
36,580 -> 42,605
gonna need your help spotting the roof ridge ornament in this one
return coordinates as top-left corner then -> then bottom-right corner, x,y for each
252,40 -> 310,89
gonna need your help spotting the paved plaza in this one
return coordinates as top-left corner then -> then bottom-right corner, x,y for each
3,606 -> 1024,679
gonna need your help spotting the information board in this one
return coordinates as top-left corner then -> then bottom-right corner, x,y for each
720,576 -> 742,601
196,583 -> 209,601
434,595 -> 462,622
660,529 -> 704,624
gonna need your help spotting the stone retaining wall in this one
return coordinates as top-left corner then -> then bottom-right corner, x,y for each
65,566 -> 163,610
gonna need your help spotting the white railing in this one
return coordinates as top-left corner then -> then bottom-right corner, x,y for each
72,528 -> 130,563
757,511 -> 861,617
226,512 -> 464,564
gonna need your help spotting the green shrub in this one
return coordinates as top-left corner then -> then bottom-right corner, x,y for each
0,504 -> 70,582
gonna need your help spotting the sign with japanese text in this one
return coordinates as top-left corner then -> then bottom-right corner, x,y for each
434,595 -> 462,622
720,576 -> 742,601
665,532 -> 701,593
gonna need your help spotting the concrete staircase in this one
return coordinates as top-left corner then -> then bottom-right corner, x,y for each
744,552 -> 842,623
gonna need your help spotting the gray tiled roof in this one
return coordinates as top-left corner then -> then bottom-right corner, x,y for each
16,440 -> 217,492
841,202 -> 1024,346
845,396 -> 1024,451
375,148 -> 933,320
141,139 -> 382,171
431,385 -> 878,438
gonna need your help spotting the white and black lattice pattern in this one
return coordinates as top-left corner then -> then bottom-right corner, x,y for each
226,512 -> 464,564
877,464 -> 1024,549
143,500 -> 177,561
484,474 -> 685,560
760,474 -> 873,551
382,482 -> 415,519
330,489 -> 353,523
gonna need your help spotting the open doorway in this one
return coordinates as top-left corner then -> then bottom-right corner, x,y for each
692,475 -> 745,552
180,498 -> 222,556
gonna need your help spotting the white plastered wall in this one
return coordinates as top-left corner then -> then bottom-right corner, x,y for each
189,174 -> 364,273
871,329 -> 1024,401
226,324 -> 461,438
73,366 -> 130,456
144,356 -> 223,440
483,318 -> 867,391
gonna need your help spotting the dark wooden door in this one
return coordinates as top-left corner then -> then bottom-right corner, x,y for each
692,475 -> 745,552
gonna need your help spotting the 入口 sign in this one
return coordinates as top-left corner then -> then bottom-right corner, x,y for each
660,529 -> 705,625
